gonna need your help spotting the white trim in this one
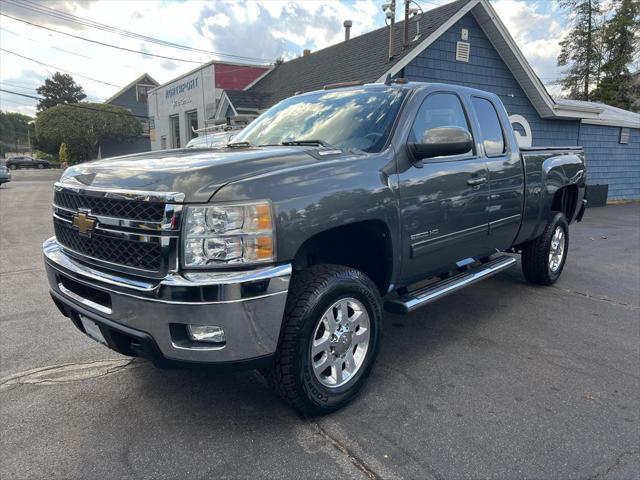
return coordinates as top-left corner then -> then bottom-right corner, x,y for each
581,118 -> 640,129
105,73 -> 158,104
243,67 -> 274,91
375,0 -> 480,82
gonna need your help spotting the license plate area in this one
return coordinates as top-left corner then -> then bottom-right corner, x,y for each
79,315 -> 107,345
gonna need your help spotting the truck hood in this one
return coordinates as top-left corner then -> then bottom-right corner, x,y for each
59,146 -> 327,203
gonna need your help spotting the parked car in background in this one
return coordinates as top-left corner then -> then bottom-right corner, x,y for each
0,165 -> 11,185
6,156 -> 51,170
44,81 -> 586,415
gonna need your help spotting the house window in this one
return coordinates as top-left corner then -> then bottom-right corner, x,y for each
161,136 -> 167,150
169,115 -> 180,148
186,110 -> 199,140
136,84 -> 153,102
140,119 -> 150,136
619,128 -> 630,144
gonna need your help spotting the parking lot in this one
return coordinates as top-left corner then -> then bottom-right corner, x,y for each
1,169 -> 638,480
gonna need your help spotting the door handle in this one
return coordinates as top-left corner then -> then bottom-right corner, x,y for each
467,177 -> 487,186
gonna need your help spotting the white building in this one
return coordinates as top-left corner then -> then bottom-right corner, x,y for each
148,61 -> 270,150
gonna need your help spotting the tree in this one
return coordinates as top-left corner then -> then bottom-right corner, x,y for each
557,0 -> 603,101
36,72 -> 86,112
35,103 -> 142,161
592,0 -> 640,109
0,111 -> 34,155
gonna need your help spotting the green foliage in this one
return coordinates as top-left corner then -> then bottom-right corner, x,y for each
0,110 -> 34,148
36,72 -> 87,112
34,150 -> 59,163
592,0 -> 640,110
35,103 -> 142,161
58,143 -> 70,165
557,0 -> 603,101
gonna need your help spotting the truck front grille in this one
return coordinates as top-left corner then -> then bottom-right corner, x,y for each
54,222 -> 163,271
54,190 -> 165,222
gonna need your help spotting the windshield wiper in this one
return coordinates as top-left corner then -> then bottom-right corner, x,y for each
281,139 -> 333,148
227,141 -> 252,148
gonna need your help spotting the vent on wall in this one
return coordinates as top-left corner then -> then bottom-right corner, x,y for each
456,41 -> 470,62
619,127 -> 630,144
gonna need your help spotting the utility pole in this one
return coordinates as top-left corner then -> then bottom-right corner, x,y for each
403,0 -> 410,49
388,0 -> 396,61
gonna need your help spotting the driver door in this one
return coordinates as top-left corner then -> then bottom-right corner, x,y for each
398,92 -> 491,283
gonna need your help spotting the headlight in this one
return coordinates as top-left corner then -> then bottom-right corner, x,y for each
182,201 -> 275,267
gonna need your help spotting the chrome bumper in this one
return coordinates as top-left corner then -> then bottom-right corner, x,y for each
43,237 -> 290,365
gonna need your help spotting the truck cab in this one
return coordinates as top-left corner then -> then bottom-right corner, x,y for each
44,81 -> 586,414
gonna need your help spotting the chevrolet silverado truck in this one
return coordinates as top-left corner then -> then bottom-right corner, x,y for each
44,81 -> 586,414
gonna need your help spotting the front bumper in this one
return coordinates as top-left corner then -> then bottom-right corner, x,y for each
43,237 -> 291,369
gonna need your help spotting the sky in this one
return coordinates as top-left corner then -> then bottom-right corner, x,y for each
0,0 -> 571,117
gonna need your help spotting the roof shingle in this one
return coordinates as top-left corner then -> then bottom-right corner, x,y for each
249,0 -> 472,103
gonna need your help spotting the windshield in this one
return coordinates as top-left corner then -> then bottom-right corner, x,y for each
232,87 -> 407,153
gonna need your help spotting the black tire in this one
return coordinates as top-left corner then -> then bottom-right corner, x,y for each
9,164 -> 17,170
264,264 -> 383,416
37,163 -> 44,169
522,211 -> 569,285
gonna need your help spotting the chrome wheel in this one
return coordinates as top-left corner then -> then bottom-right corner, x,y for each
548,226 -> 565,272
310,297 -> 370,388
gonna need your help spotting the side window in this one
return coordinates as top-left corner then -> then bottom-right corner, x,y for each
471,97 -> 505,156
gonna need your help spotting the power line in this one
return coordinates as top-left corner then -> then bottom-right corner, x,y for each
6,0 -> 273,64
0,48 -> 122,88
0,88 -> 150,119
0,26 -> 93,60
0,12 -> 207,65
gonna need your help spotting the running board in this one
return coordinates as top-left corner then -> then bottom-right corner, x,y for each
385,256 -> 517,315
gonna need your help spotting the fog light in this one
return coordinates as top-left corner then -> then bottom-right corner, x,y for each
187,325 -> 226,343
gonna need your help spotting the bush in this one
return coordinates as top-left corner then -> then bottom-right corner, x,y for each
58,143 -> 69,165
35,151 -> 59,163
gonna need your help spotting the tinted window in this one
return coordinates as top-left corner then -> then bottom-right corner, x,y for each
410,93 -> 471,150
233,88 -> 407,153
471,97 -> 505,156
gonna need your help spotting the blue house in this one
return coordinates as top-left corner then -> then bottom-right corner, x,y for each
221,0 -> 639,202
102,73 -> 159,158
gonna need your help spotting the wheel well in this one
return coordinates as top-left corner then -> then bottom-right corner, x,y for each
292,220 -> 393,295
552,185 -> 578,223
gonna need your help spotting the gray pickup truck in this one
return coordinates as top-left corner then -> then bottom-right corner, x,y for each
44,81 -> 586,414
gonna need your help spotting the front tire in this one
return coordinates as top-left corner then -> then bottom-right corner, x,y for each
265,264 -> 382,415
9,164 -> 17,170
521,211 -> 569,285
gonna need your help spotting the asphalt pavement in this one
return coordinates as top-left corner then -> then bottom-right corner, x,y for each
1,169 -> 638,480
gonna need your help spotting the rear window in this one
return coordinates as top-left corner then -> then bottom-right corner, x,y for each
471,97 -> 505,156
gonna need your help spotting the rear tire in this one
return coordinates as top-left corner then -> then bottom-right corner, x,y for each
9,165 -> 17,170
521,211 -> 569,285
264,264 -> 382,416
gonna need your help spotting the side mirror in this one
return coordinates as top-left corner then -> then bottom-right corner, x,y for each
409,126 -> 473,164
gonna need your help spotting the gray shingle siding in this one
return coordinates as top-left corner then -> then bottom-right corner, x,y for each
579,125 -> 640,200
404,13 -> 581,147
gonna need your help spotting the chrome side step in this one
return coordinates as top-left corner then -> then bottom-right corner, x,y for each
385,255 -> 517,315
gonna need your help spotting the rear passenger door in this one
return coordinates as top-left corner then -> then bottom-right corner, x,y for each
397,92 -> 491,283
469,96 -> 524,250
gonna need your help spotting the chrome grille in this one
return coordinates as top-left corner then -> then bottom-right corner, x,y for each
52,184 -> 182,277
54,190 -> 165,221
54,222 -> 162,271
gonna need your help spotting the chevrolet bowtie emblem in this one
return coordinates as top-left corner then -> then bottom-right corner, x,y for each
72,212 -> 96,236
